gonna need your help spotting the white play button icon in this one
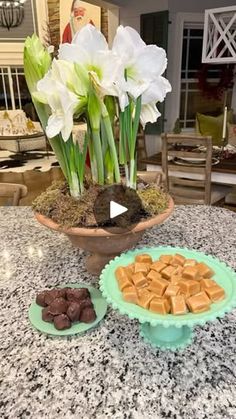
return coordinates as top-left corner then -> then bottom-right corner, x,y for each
110,200 -> 128,219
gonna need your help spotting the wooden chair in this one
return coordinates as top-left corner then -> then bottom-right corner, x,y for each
0,183 -> 28,206
161,133 -> 230,205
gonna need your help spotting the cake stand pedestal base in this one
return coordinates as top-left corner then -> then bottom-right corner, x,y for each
140,323 -> 193,350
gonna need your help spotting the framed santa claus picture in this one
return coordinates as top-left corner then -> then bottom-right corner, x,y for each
60,0 -> 101,43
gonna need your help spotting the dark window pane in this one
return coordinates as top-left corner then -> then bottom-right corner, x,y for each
188,38 -> 203,70
189,29 -> 203,37
186,121 -> 195,128
181,38 -> 187,70
183,28 -> 188,36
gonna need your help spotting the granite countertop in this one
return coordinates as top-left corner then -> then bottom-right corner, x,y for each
0,206 -> 236,419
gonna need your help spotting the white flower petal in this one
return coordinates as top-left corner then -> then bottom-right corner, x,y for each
124,26 -> 145,49
141,76 -> 172,105
58,43 -> 89,64
140,103 -> 161,128
37,71 -> 54,95
112,25 -> 145,61
46,115 -> 64,138
61,115 -> 74,141
134,45 -> 167,79
126,79 -> 149,99
72,24 -> 108,57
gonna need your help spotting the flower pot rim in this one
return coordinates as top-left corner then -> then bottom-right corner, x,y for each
35,195 -> 174,237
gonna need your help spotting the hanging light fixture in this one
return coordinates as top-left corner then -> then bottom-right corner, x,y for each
0,0 -> 27,31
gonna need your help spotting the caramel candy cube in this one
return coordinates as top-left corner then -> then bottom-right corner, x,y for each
161,265 -> 177,280
163,298 -> 171,314
115,266 -> 128,281
159,255 -> 173,265
150,298 -> 170,314
171,253 -> 186,266
150,261 -> 166,273
200,278 -> 216,291
123,287 -> 138,304
172,265 -> 184,276
205,285 -> 225,302
125,264 -> 135,279
164,284 -> 180,297
135,254 -> 153,264
149,277 -> 169,296
186,291 -> 211,313
182,266 -> 198,281
117,276 -> 132,291
134,262 -> 149,274
170,295 -> 187,315
183,259 -> 197,267
138,289 -> 154,309
132,272 -> 148,288
179,280 -> 200,297
169,275 -> 182,285
147,270 -> 162,282
197,263 -> 214,278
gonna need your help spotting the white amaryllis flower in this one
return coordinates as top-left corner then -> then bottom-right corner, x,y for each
34,72 -> 78,141
58,24 -> 127,105
112,26 -> 171,104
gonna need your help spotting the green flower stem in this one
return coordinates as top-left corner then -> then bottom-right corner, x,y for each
91,129 -> 104,185
128,96 -> 142,190
125,164 -> 130,186
101,113 -> 120,184
70,171 -> 81,198
129,158 -> 136,189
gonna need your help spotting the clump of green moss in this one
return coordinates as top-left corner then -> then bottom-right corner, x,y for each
137,185 -> 169,215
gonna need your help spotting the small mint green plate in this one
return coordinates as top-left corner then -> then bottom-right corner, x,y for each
28,283 -> 108,336
100,247 -> 236,350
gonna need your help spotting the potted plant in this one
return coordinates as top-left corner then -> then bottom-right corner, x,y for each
24,24 -> 174,275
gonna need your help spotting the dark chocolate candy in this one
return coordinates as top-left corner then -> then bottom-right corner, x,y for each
53,314 -> 71,330
57,288 -> 67,299
80,298 -> 93,310
66,288 -> 90,302
36,291 -> 48,307
67,302 -> 81,322
79,307 -> 96,323
42,307 -> 54,323
44,289 -> 61,306
48,297 -> 68,315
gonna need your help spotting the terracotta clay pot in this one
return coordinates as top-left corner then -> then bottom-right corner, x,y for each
35,196 -> 174,275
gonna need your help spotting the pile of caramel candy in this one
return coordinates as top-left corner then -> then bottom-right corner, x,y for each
115,253 -> 225,315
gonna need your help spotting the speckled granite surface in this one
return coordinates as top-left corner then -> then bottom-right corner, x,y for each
0,206 -> 236,419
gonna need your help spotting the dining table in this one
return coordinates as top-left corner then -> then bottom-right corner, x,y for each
142,153 -> 236,186
0,206 -> 236,419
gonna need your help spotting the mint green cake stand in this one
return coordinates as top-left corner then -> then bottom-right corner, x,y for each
99,247 -> 236,350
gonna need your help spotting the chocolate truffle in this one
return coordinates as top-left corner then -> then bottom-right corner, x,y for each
36,291 -> 48,307
54,314 -> 71,330
67,302 -> 81,322
57,288 -> 67,299
44,289 -> 61,306
80,298 -> 93,310
48,297 -> 68,315
42,307 -> 54,323
66,288 -> 90,302
79,307 -> 96,323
